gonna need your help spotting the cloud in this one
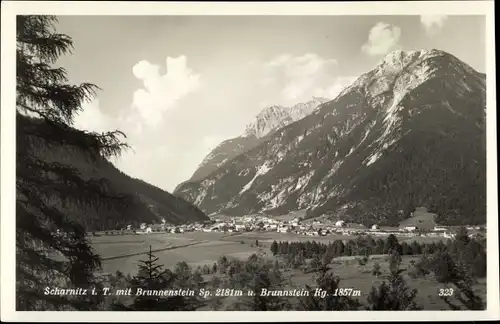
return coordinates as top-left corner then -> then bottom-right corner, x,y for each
74,54 -> 360,193
74,99 -> 115,133
420,15 -> 448,35
132,56 -> 201,126
318,76 -> 359,99
362,22 -> 402,56
260,53 -> 345,104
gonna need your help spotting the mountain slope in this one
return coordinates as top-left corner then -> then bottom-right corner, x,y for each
186,97 -> 328,183
174,49 -> 486,226
19,115 -> 209,231
243,97 -> 329,139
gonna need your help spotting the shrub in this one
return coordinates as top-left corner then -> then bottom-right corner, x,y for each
372,262 -> 382,277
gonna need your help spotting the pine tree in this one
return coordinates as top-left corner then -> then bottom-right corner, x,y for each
440,259 -> 484,310
300,264 -> 361,310
16,15 -> 127,311
366,270 -> 421,310
129,246 -> 190,311
428,251 -> 484,310
366,253 -> 421,310
247,260 -> 288,311
372,262 -> 382,277
388,249 -> 403,275
270,240 -> 279,256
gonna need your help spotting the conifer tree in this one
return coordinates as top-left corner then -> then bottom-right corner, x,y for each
128,246 -> 191,311
16,15 -> 127,311
270,240 -> 279,256
372,262 -> 382,277
300,264 -> 361,310
366,270 -> 421,310
428,251 -> 484,310
366,254 -> 421,310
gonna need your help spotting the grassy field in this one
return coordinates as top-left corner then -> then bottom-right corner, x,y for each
93,232 -> 264,274
91,231 -> 448,275
91,232 -> 484,310
282,255 -> 486,310
198,254 -> 486,311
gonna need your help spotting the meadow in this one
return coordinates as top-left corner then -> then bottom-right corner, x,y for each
91,230 -> 447,275
91,231 -> 485,311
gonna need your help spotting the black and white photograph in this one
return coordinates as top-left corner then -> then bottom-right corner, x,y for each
1,1 -> 498,322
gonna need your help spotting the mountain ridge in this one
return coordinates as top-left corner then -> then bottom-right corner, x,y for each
174,49 -> 486,226
186,97 -> 329,183
19,115 -> 209,231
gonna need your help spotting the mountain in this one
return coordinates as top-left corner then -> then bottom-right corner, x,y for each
174,49 -> 486,226
185,97 -> 329,183
243,97 -> 330,139
19,115 -> 209,231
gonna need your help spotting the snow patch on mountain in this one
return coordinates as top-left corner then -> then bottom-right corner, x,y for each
294,170 -> 315,191
239,162 -> 272,194
366,151 -> 382,166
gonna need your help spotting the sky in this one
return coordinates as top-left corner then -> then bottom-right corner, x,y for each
55,15 -> 486,192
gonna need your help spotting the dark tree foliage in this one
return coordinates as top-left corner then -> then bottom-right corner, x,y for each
300,265 -> 361,310
372,262 -> 382,277
271,236 -> 435,261
224,254 -> 289,311
16,15 -> 127,311
366,254 -> 421,312
125,246 -> 201,311
270,240 -> 279,256
440,261 -> 484,311
366,273 -> 421,310
388,250 -> 403,275
426,236 -> 486,310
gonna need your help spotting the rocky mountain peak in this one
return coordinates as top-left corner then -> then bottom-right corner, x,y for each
244,97 -> 330,139
174,49 -> 486,227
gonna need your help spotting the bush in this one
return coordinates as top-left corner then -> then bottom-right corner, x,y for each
358,255 -> 369,266
372,262 -> 382,277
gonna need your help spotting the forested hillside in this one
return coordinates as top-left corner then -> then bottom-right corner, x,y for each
19,115 -> 208,231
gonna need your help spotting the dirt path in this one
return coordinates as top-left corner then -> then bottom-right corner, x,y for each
101,240 -> 209,261
100,232 -> 245,262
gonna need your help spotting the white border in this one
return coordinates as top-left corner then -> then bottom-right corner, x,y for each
1,1 -> 498,322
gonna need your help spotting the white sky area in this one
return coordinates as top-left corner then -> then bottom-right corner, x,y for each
57,15 -> 485,192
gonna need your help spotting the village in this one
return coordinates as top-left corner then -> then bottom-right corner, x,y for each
103,207 -> 485,241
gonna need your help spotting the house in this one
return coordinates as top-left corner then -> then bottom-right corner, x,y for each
404,226 -> 418,232
371,224 -> 379,230
335,220 -> 346,227
444,232 -> 456,239
319,229 -> 329,236
126,224 -> 132,231
277,226 -> 288,233
234,224 -> 246,232
140,223 -> 147,230
145,226 -> 152,234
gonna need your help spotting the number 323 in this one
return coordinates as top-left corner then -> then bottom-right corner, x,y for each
439,288 -> 454,296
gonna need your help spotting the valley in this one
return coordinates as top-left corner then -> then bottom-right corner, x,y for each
92,230 -> 449,275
